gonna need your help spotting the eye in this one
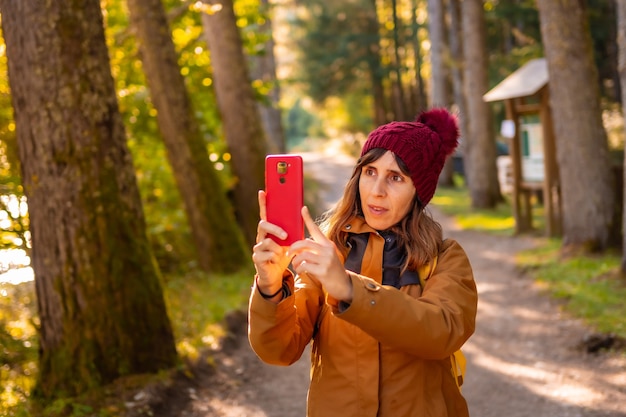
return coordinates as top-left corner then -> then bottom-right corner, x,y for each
364,167 -> 376,176
390,174 -> 404,182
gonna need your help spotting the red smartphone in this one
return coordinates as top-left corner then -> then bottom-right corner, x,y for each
265,154 -> 304,246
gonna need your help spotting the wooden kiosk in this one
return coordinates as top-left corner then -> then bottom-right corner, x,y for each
483,58 -> 561,237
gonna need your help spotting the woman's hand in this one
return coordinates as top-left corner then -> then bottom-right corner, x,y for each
252,190 -> 292,297
289,206 -> 353,303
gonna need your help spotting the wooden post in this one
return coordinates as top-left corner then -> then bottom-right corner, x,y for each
540,87 -> 561,236
505,99 -> 525,233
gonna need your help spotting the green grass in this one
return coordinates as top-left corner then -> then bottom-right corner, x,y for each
432,180 -> 547,236
432,189 -> 517,235
516,242 -> 626,338
433,183 -> 626,341
164,268 -> 254,359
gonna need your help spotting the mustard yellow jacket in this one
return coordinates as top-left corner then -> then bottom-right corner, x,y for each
248,217 -> 477,417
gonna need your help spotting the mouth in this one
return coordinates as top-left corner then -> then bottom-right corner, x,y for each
367,204 -> 388,216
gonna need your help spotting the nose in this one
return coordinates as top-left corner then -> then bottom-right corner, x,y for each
371,177 -> 387,197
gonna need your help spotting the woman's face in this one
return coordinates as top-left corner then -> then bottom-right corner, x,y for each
358,150 -> 416,231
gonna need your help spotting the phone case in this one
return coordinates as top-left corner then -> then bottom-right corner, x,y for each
265,154 -> 304,246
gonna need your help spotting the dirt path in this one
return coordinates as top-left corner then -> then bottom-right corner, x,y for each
161,150 -> 626,417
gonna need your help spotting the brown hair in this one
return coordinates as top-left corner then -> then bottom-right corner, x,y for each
319,148 -> 444,272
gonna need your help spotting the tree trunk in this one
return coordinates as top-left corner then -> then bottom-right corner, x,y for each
427,0 -> 449,107
618,0 -> 626,272
201,0 -> 270,247
605,0 -> 622,103
390,0 -> 407,121
448,0 -> 468,139
366,0 -> 388,125
445,0 -> 467,187
411,0 -> 427,115
461,0 -> 501,208
428,0 -> 455,187
0,0 -> 177,397
537,0 -> 615,251
126,0 -> 249,273
248,0 -> 285,154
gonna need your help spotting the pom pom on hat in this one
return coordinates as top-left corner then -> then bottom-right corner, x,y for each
360,107 -> 460,206
416,108 -> 459,156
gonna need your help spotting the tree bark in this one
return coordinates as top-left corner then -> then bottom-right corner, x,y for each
440,0 -> 467,188
618,0 -> 626,272
410,0 -> 427,115
461,0 -> 501,208
427,0 -> 449,108
366,0 -> 388,125
126,0 -> 249,272
390,0 -> 407,121
201,0 -> 270,247
448,0 -> 468,139
248,0 -> 286,154
428,0 -> 455,186
0,0 -> 177,397
537,0 -> 615,251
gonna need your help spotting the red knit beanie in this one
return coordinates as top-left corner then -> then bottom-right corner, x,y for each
360,108 -> 459,207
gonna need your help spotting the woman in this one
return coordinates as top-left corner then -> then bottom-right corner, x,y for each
249,108 -> 478,417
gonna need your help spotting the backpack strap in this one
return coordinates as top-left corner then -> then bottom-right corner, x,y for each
417,256 -> 438,289
451,350 -> 467,389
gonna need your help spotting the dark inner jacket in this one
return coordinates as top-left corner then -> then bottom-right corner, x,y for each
345,230 -> 421,288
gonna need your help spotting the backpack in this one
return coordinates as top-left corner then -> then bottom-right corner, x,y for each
418,256 -> 467,391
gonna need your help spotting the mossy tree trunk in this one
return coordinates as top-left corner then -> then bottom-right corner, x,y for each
201,0 -> 270,247
0,0 -> 177,398
126,0 -> 250,272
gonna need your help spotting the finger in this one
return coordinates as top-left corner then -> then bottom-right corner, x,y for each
294,258 -> 314,276
256,219 -> 269,243
291,251 -> 313,268
253,239 -> 286,263
301,206 -> 327,243
258,191 -> 287,241
257,218 -> 288,243
265,223 -> 288,242
258,190 -> 267,221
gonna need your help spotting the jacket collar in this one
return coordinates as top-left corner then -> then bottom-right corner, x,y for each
342,216 -> 377,235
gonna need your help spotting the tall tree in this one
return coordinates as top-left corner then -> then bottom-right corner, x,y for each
619,0 -> 626,273
364,0 -> 389,125
447,0 -> 468,138
427,0 -> 449,107
461,0 -> 501,208
427,0 -> 455,186
201,0 -> 270,247
248,0 -> 286,154
390,0 -> 407,120
126,0 -> 249,272
0,0 -> 177,397
410,0 -> 428,115
537,0 -> 615,251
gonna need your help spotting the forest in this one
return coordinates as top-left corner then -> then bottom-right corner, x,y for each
0,0 -> 625,415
